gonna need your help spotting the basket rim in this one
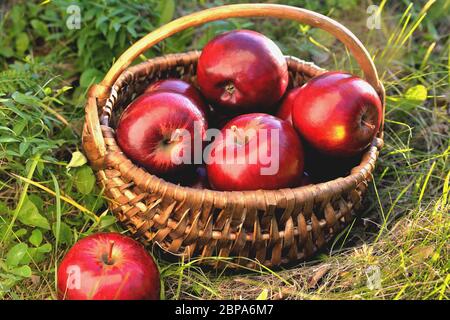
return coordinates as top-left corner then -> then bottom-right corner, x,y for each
93,51 -> 384,209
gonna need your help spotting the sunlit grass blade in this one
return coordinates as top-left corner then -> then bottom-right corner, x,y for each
418,161 -> 437,207
11,173 -> 99,223
50,172 -> 62,293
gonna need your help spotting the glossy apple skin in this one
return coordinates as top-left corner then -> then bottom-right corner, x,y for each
116,91 -> 207,176
276,87 -> 302,124
144,78 -> 208,116
197,30 -> 288,114
206,113 -> 304,191
292,72 -> 382,157
57,233 -> 160,300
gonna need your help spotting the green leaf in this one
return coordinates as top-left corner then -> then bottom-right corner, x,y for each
405,85 -> 428,101
26,242 -> 53,264
0,137 -> 20,143
110,18 -> 121,32
126,19 -> 138,38
256,289 -> 269,300
16,196 -> 50,230
52,222 -> 73,245
6,243 -> 28,267
19,141 -> 30,155
74,166 -> 96,195
159,0 -> 175,25
30,19 -> 49,37
37,243 -> 52,253
0,201 -> 10,214
118,30 -> 126,47
29,229 -> 43,247
67,151 -> 88,169
0,46 -> 14,58
22,243 -> 52,265
10,265 -> 32,278
10,6 -> 26,35
99,215 -> 117,229
28,194 -> 44,212
12,92 -> 42,108
15,228 -> 27,238
12,119 -> 28,135
79,68 -> 103,88
15,32 -> 30,54
77,31 -> 89,56
107,30 -> 117,48
95,15 -> 109,29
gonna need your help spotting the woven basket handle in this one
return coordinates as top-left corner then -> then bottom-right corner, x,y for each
85,3 -> 385,168
94,3 -> 383,97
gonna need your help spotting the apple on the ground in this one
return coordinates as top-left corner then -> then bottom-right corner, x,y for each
57,233 -> 160,300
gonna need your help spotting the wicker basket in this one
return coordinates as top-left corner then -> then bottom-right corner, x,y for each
82,4 -> 385,268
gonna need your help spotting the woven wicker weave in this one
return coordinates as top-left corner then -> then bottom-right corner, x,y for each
82,4 -> 385,268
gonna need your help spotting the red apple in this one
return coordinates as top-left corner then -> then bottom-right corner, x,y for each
292,71 -> 382,157
144,78 -> 208,116
205,113 -> 304,191
116,91 -> 207,176
57,233 -> 160,300
197,30 -> 288,114
276,87 -> 302,124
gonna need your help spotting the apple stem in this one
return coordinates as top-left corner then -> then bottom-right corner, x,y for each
225,83 -> 235,95
107,240 -> 115,265
361,120 -> 376,130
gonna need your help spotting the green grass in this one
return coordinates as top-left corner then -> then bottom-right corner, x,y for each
0,0 -> 448,300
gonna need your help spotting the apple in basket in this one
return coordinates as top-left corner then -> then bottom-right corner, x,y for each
57,233 -> 160,300
292,71 -> 382,157
144,78 -> 209,116
205,113 -> 304,191
275,86 -> 302,125
197,30 -> 289,114
116,91 -> 208,177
